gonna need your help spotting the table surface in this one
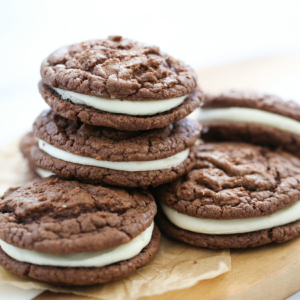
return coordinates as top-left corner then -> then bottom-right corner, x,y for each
5,53 -> 300,300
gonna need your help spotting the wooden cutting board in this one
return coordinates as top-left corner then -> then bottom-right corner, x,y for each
35,53 -> 300,300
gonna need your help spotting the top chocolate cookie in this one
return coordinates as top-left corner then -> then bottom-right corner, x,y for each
41,36 -> 197,100
39,36 -> 202,130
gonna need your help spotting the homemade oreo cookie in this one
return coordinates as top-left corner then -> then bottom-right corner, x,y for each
31,110 -> 200,188
0,176 -> 160,285
198,90 -> 300,156
39,36 -> 202,131
20,132 -> 54,179
155,142 -> 300,249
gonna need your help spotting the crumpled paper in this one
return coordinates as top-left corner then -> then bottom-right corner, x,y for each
0,137 -> 231,300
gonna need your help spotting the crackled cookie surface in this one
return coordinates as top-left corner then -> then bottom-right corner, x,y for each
0,177 -> 157,254
156,142 -> 300,219
41,36 -> 197,100
0,177 -> 160,285
155,142 -> 300,248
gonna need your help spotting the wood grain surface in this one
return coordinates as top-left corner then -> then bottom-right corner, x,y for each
35,53 -> 300,300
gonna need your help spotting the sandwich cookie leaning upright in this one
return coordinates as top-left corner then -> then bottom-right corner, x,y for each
155,142 -> 300,249
20,132 -> 55,179
39,35 -> 203,131
31,110 -> 201,188
198,90 -> 300,156
0,176 -> 160,286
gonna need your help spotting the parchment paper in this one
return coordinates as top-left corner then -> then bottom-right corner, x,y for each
0,137 -> 231,300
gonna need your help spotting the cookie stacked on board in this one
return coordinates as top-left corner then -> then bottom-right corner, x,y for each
156,90 -> 300,249
0,36 -> 203,286
21,35 -> 202,188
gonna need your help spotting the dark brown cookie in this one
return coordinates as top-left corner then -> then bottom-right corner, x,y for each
156,211 -> 300,249
31,145 -> 197,188
0,177 -> 157,254
203,90 -> 300,121
200,90 -> 300,155
41,36 -> 197,100
33,109 -> 201,162
39,82 -> 202,131
154,142 -> 300,219
0,225 -> 160,286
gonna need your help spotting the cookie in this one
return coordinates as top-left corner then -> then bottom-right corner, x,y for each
156,211 -> 300,249
39,36 -> 202,130
31,110 -> 200,187
154,142 -> 300,248
20,132 -> 54,179
0,176 -> 160,285
199,90 -> 300,156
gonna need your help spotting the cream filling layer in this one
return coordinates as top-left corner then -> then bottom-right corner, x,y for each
35,168 -> 55,178
161,202 -> 300,234
38,140 -> 190,172
53,87 -> 186,116
0,222 -> 154,267
198,107 -> 300,136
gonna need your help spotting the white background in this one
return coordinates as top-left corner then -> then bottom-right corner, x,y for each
1,1 -> 300,299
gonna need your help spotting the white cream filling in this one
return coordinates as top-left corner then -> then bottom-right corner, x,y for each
35,168 -> 55,178
0,222 -> 154,267
198,107 -> 300,136
53,87 -> 186,116
38,140 -> 190,172
161,202 -> 300,234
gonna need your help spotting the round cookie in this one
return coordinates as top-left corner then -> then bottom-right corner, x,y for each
0,226 -> 160,286
39,36 -> 202,130
31,110 -> 200,187
0,176 -> 160,285
199,90 -> 300,156
20,132 -> 54,179
154,142 -> 300,248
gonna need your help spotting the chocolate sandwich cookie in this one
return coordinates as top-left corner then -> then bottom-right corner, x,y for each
31,110 -> 200,188
20,132 -> 54,179
39,36 -> 203,131
155,142 -> 300,249
199,90 -> 300,156
0,176 -> 160,286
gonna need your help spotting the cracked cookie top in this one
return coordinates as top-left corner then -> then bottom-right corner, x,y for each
41,36 -> 198,100
155,142 -> 300,219
33,109 -> 201,162
0,177 -> 156,254
203,90 -> 300,122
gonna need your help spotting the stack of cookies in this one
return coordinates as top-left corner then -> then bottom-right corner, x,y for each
0,36 -> 203,285
6,35 -> 300,289
156,90 -> 300,249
